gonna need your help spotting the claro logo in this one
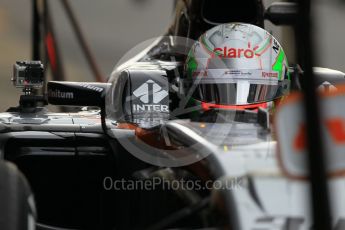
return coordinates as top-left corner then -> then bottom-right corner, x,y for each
48,89 -> 74,99
213,46 -> 256,58
132,80 -> 168,112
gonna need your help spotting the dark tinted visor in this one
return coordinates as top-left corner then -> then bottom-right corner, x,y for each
187,67 -> 290,105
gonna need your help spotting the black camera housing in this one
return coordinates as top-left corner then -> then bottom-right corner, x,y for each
12,61 -> 44,89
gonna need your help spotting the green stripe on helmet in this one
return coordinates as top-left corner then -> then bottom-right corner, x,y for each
186,53 -> 198,79
272,49 -> 286,80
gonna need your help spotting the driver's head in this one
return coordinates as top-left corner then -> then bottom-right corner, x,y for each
184,23 -> 290,111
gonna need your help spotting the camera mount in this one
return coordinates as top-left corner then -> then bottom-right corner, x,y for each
10,61 -> 47,112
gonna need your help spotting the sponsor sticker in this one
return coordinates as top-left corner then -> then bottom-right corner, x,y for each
48,89 -> 74,99
132,79 -> 169,113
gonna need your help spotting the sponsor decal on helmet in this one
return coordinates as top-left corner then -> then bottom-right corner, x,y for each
224,70 -> 253,76
272,39 -> 280,54
213,46 -> 255,58
262,71 -> 278,78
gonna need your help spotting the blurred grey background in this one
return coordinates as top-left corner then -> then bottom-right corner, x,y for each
0,0 -> 344,111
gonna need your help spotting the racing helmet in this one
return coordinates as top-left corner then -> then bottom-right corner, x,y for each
184,23 -> 290,111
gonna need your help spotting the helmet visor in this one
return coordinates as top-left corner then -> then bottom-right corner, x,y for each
188,70 -> 290,105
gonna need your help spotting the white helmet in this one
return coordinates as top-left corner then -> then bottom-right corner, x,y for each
185,23 -> 290,110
